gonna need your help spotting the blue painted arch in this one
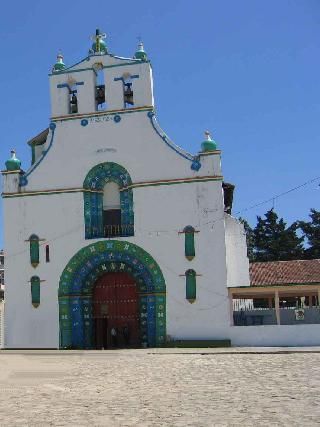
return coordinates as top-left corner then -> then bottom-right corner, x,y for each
58,240 -> 166,349
83,162 -> 134,239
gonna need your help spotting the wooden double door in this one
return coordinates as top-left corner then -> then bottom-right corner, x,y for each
93,272 -> 140,349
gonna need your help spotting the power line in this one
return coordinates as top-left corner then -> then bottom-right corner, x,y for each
235,175 -> 320,216
3,175 -> 320,261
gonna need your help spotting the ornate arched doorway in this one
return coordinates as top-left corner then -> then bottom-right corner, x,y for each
93,272 -> 140,349
58,240 -> 166,349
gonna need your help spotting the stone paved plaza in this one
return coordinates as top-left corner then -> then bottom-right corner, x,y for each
0,348 -> 319,426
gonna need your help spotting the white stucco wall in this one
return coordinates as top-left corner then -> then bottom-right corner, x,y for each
2,51 -> 250,348
229,325 -> 320,347
225,214 -> 250,287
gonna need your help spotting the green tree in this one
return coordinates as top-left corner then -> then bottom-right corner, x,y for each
295,209 -> 320,259
253,209 -> 304,262
239,217 -> 255,262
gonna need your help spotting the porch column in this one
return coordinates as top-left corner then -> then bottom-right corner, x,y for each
275,290 -> 280,325
229,293 -> 234,326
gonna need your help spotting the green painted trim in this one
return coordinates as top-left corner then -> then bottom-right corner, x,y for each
186,269 -> 197,302
1,170 -> 22,175
49,60 -> 148,77
184,227 -> 195,261
2,188 -> 102,198
199,150 -> 221,156
51,106 -> 153,123
123,176 -> 223,190
31,276 -> 41,307
2,176 -> 223,199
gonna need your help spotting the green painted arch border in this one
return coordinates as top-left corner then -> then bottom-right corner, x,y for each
59,240 -> 166,349
83,162 -> 134,239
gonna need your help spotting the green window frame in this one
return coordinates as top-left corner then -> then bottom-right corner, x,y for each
184,226 -> 195,260
29,234 -> 40,268
186,269 -> 196,303
30,276 -> 40,308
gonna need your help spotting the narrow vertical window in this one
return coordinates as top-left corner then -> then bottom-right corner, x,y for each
45,245 -> 50,263
29,234 -> 40,268
69,85 -> 78,114
184,226 -> 195,260
94,63 -> 106,110
123,75 -> 134,108
186,269 -> 196,303
30,276 -> 41,308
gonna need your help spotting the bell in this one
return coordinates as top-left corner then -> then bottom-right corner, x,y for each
124,82 -> 133,105
96,85 -> 105,105
70,92 -> 78,114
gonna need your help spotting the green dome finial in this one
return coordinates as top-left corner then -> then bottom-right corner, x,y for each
90,28 -> 107,54
134,41 -> 147,61
5,150 -> 21,171
201,131 -> 217,152
53,52 -> 65,72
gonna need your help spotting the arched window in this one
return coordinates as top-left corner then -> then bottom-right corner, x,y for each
83,162 -> 134,239
29,234 -> 40,268
186,269 -> 196,303
30,276 -> 41,308
103,181 -> 121,237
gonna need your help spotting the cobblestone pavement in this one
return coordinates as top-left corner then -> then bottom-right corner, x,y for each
0,349 -> 319,426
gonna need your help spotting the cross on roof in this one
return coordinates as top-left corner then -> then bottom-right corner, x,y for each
91,28 -> 107,52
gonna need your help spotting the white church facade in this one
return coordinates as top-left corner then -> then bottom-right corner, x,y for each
2,30 -> 250,349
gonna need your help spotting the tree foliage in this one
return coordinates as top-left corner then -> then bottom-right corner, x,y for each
295,209 -> 320,259
240,208 -> 320,262
253,209 -> 304,262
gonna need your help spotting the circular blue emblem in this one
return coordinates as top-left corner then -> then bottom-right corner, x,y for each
191,160 -> 201,171
19,176 -> 28,186
147,111 -> 155,118
114,115 -> 121,123
81,119 -> 89,127
49,122 -> 56,131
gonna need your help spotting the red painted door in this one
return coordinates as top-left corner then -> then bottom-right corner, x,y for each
93,272 -> 139,349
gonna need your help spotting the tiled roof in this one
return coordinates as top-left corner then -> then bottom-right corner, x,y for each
250,259 -> 320,286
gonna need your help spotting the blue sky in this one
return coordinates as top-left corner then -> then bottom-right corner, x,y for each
0,0 -> 319,244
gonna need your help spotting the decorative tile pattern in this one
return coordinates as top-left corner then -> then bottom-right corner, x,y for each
59,240 -> 166,349
83,162 -> 134,239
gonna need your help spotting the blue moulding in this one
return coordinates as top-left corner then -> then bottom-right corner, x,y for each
147,112 -> 202,171
114,114 -> 121,123
19,175 -> 28,186
81,119 -> 89,127
191,160 -> 201,171
20,122 -> 57,187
